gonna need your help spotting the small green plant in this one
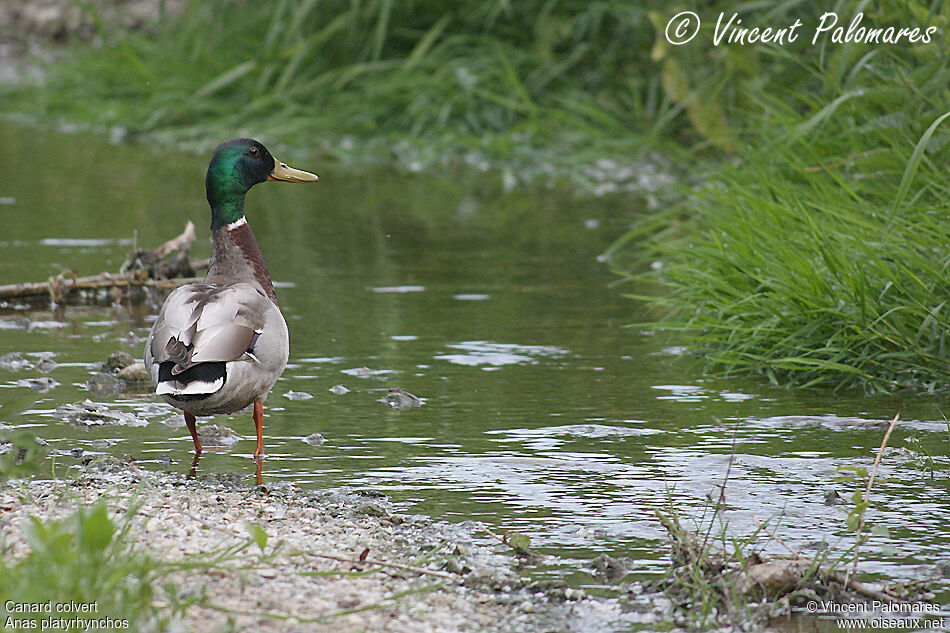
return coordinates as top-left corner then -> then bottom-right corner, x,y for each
834,464 -> 872,533
655,502 -> 782,626
0,501 -> 172,631
483,526 -> 531,554
0,495 -> 278,631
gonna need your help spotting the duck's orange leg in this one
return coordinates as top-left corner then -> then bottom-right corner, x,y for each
189,452 -> 202,479
254,456 -> 264,486
185,412 -> 202,454
253,401 -> 265,460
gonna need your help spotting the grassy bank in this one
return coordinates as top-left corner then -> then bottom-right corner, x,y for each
612,1 -> 950,392
0,0 -> 671,189
0,1 -> 833,191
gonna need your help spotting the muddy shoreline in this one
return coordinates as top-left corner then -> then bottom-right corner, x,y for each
0,458 -> 646,632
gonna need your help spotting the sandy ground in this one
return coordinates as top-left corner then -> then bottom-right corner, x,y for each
0,458 -> 646,633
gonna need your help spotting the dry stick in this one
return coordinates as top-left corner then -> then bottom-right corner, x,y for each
702,419 -> 739,552
849,413 -> 900,584
482,526 -> 508,545
751,514 -> 800,557
824,569 -> 901,603
152,220 -> 195,258
749,515 -> 902,603
0,274 -> 205,299
302,552 -> 454,579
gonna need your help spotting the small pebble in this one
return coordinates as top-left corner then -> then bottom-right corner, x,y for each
105,350 -> 136,372
196,424 -> 240,447
161,415 -> 186,429
86,373 -> 122,396
823,489 -> 842,506
117,363 -> 149,381
342,367 -> 394,379
122,331 -> 143,346
31,352 -> 59,373
17,377 -> 59,392
0,352 -> 30,372
329,384 -> 350,395
283,390 -> 314,400
380,387 -> 423,410
58,399 -> 148,427
303,433 -> 325,447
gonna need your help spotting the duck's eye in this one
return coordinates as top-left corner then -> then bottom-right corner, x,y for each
248,146 -> 259,156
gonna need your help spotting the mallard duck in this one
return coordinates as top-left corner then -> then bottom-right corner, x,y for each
144,138 -> 317,459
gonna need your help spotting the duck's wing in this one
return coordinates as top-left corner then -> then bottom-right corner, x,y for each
150,282 -> 271,373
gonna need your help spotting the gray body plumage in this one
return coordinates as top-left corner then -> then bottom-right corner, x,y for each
145,222 -> 289,416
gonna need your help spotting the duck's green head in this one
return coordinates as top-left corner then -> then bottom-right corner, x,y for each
206,138 -> 318,229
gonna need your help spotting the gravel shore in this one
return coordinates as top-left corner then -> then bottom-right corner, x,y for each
0,458 -> 642,632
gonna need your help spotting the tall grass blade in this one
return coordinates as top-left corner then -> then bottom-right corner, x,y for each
891,110 -> 950,213
193,60 -> 258,99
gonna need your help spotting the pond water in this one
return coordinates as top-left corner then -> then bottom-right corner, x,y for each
1,122 -> 949,612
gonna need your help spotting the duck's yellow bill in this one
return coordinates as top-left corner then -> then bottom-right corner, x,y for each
268,158 -> 318,183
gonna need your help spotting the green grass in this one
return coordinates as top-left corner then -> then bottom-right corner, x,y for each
0,500 -> 180,632
612,0 -> 950,392
0,482 -> 275,632
0,0 -> 668,181
0,1 -> 828,189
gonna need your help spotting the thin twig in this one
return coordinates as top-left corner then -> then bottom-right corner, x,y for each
750,514 -> 799,557
300,552 -> 454,579
849,413 -> 900,583
825,569 -> 901,603
702,418 -> 739,552
152,221 -> 195,259
482,526 -> 506,545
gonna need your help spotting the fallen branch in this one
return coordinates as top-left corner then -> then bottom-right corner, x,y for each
824,569 -> 901,604
0,222 -> 206,302
299,552 -> 455,579
152,221 -> 196,259
0,273 -> 205,300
